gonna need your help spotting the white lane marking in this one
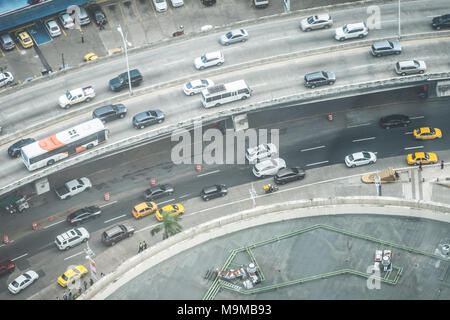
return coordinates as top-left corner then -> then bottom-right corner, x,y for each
104,214 -> 127,224
64,251 -> 84,261
44,219 -> 66,229
347,123 -> 371,128
197,169 -> 220,177
157,199 -> 175,205
12,253 -> 28,261
269,36 -> 292,41
99,201 -> 118,208
300,145 -> 325,152
164,61 -> 180,66
410,116 -> 425,120
306,160 -> 329,167
179,193 -> 191,199
382,19 -> 398,23
0,240 -> 15,248
405,132 -> 413,135
352,137 -> 376,142
404,146 -> 424,150
136,223 -> 160,233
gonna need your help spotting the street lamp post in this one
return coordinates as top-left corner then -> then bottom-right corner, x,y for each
398,0 -> 401,39
117,25 -> 133,96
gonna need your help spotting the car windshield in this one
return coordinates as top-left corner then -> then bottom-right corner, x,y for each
186,82 -> 193,89
425,153 -> 430,159
62,274 -> 69,281
225,32 -> 232,39
348,155 -> 354,161
201,55 -> 207,62
362,152 -> 371,158
11,280 -> 19,288
307,16 -> 315,24
343,25 -> 348,32
66,91 -> 73,100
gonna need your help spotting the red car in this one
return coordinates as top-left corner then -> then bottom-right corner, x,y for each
0,260 -> 15,276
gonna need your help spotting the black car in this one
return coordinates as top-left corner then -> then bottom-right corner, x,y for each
370,40 -> 402,57
201,0 -> 216,6
88,4 -> 107,26
8,138 -> 35,158
145,184 -> 174,201
379,114 -> 411,129
432,14 -> 450,30
132,109 -> 165,129
92,104 -> 127,123
101,224 -> 135,246
304,71 -> 336,88
109,69 -> 143,92
67,206 -> 101,225
274,167 -> 306,185
201,184 -> 227,201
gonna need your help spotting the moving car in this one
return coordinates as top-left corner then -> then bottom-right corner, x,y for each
201,184 -> 228,201
8,270 -> 39,294
132,201 -> 158,219
0,71 -> 14,88
92,104 -> 127,123
58,86 -> 95,109
44,19 -> 61,37
334,22 -> 368,41
183,79 -> 214,95
300,14 -> 333,31
57,265 -> 88,287
344,151 -> 377,168
395,60 -> 426,76
153,0 -> 168,12
55,227 -> 90,250
59,12 -> 74,29
379,114 -> 411,129
413,127 -> 442,140
67,206 -> 102,225
219,29 -> 248,45
246,143 -> 278,163
431,14 -> 450,30
253,0 -> 269,8
144,184 -> 174,201
0,34 -> 15,50
406,152 -> 438,165
253,158 -> 286,178
101,224 -> 135,246
84,52 -> 99,61
274,167 -> 306,184
16,31 -> 33,48
304,71 -> 336,88
194,51 -> 224,70
371,40 -> 402,57
155,203 -> 184,221
109,69 -> 143,92
132,109 -> 165,129
0,260 -> 15,276
8,138 -> 35,158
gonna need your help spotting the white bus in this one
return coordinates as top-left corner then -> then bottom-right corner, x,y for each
21,118 -> 108,171
201,79 -> 252,108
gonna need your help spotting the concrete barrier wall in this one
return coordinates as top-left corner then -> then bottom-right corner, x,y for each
82,196 -> 450,300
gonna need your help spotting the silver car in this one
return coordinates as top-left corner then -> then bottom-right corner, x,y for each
8,270 -> 39,294
58,12 -> 74,29
153,0 -> 168,12
246,143 -> 278,163
183,79 -> 214,95
395,60 -> 426,76
44,19 -> 61,37
219,29 -> 248,46
345,151 -> 377,168
300,14 -> 333,31
252,158 -> 286,178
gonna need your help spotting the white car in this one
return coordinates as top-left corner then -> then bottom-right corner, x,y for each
170,0 -> 184,7
153,0 -> 168,12
183,79 -> 214,95
395,60 -> 426,76
246,143 -> 278,163
58,12 -> 74,29
55,227 -> 90,250
45,19 -> 61,37
300,14 -> 333,31
0,71 -> 14,88
194,51 -> 224,70
253,158 -> 286,178
334,22 -> 368,41
8,270 -> 39,294
345,151 -> 377,168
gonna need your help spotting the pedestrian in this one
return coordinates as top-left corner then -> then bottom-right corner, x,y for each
68,290 -> 72,299
90,278 -> 94,286
56,296 -> 60,300
441,160 -> 444,170
143,240 -> 148,250
395,171 -> 399,179
101,272 -> 105,277
99,21 -> 104,30
419,161 -> 422,171
63,291 -> 67,300
84,280 -> 88,290
138,241 -> 143,253
78,288 -> 82,296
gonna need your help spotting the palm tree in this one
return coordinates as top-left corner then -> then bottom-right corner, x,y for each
150,212 -> 183,240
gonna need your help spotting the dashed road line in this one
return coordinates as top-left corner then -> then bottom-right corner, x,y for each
157,199 -> 175,205
43,219 -> 65,229
269,36 -> 292,41
410,116 -> 425,120
179,194 -> 191,199
12,253 -> 28,261
306,160 -> 329,167
352,137 -> 376,142
347,123 -> 371,128
404,146 -> 424,150
301,145 -> 325,152
104,214 -> 127,224
64,251 -> 84,261
405,132 -> 413,135
197,169 -> 220,177
99,201 -> 118,208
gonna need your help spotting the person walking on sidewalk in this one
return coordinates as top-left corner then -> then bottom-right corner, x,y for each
84,280 -> 88,291
143,240 -> 148,250
441,160 -> 444,170
419,161 -> 422,171
63,291 -> 67,300
89,278 -> 94,286
138,241 -> 143,253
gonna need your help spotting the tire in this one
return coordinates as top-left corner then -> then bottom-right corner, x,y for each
225,42 -> 229,46
199,66 -> 205,70
221,193 -> 226,197
128,232 -> 133,238
241,96 -> 247,100
205,197 -> 209,201
189,92 -> 194,96
119,114 -> 125,118
436,26 -> 441,30
310,84 -> 316,89
215,103 -> 221,107
241,39 -> 247,42
65,246 -> 71,251
369,161 -> 374,165
328,81 -> 335,85
157,119 -> 163,124
358,34 -> 364,38
47,159 -> 55,166
305,28 -> 311,32
86,98 -> 91,102
86,144 -> 94,149
139,125 -> 145,129
351,164 -> 356,168
339,37 -> 345,41
111,241 -> 115,246
66,195 -> 71,200
83,238 -> 88,243
401,72 -> 406,76
324,25 -> 330,29
217,62 -> 223,66
86,187 -> 91,191
419,70 -> 424,74
395,51 -> 401,55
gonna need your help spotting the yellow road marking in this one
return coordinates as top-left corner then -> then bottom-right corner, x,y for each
133,0 -> 142,22
0,48 -> 4,57
118,1 -> 128,25
148,0 -> 157,18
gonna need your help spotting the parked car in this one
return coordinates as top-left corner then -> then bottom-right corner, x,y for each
300,14 -> 333,31
0,33 -> 16,50
59,12 -> 74,29
219,29 -> 248,45
153,0 -> 168,12
55,227 -> 90,250
407,152 -> 438,165
0,260 -> 15,276
132,201 -> 158,219
201,184 -> 228,201
253,0 -> 269,8
155,203 -> 184,221
345,151 -> 377,168
88,4 -> 107,26
431,14 -> 450,30
92,104 -> 127,123
101,224 -> 135,246
371,40 -> 402,57
7,138 -> 35,158
413,127 -> 442,140
8,270 -> 39,294
0,71 -> 14,88
44,19 -> 61,37
144,184 -> 174,200
304,71 -> 336,88
84,52 -> 99,61
252,158 -> 286,178
246,143 -> 278,163
78,7 -> 91,25
132,109 -> 165,129
183,79 -> 214,95
201,0 -> 216,6
170,0 -> 184,7
334,22 -> 368,41
16,31 -> 33,48
395,60 -> 426,76
109,69 -> 143,92
57,265 -> 88,287
274,167 -> 306,184
379,114 -> 411,129
194,51 -> 224,70
67,206 -> 102,225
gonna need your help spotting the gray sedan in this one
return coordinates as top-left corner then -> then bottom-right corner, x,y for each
371,40 -> 402,57
300,14 -> 333,31
219,29 -> 248,45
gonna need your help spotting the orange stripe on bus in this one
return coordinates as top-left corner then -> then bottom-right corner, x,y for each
38,135 -> 65,151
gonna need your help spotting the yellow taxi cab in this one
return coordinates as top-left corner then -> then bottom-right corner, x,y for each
406,152 -> 438,165
132,201 -> 157,219
16,31 -> 34,48
413,127 -> 442,140
155,203 -> 185,221
57,265 -> 88,287
84,52 -> 99,61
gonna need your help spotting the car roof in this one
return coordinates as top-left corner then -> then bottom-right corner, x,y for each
398,60 -> 417,68
203,185 -> 219,193
205,51 -> 222,59
305,71 -> 325,80
314,13 -> 331,20
372,40 -> 391,48
105,225 -> 125,236
346,22 -> 366,29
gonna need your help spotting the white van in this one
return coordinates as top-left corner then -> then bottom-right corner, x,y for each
201,80 -> 252,108
55,227 -> 90,250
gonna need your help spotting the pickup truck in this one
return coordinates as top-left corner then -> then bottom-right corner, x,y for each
254,0 -> 269,8
58,86 -> 95,108
55,177 -> 92,200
